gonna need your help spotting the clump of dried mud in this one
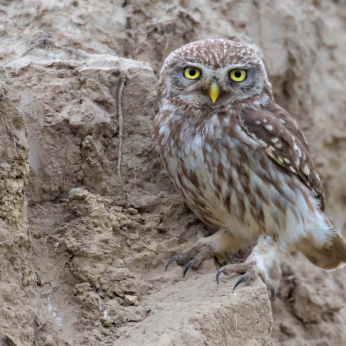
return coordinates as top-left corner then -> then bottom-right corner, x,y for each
1,1 -> 346,345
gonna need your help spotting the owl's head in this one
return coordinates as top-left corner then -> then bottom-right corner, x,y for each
158,39 -> 273,113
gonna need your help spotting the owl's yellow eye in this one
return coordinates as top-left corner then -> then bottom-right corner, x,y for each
184,67 -> 201,80
230,69 -> 246,82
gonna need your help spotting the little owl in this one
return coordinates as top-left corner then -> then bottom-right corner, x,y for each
153,39 -> 346,296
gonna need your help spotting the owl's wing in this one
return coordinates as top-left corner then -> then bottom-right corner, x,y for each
239,104 -> 325,210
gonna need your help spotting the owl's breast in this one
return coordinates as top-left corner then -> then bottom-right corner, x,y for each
155,111 -> 298,239
159,126 -> 258,234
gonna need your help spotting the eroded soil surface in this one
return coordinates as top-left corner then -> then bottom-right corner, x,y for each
1,1 -> 346,345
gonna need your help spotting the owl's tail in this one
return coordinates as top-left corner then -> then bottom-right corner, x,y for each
296,220 -> 346,270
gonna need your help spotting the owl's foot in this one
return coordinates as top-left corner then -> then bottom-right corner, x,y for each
165,229 -> 241,277
216,235 -> 278,299
216,261 -> 275,299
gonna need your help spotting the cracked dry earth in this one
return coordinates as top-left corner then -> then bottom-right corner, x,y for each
1,0 -> 346,345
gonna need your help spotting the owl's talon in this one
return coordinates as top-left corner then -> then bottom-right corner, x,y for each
269,285 -> 275,300
233,274 -> 248,290
216,268 -> 222,285
165,256 -> 179,272
183,259 -> 195,277
164,232 -> 230,277
217,257 -> 275,300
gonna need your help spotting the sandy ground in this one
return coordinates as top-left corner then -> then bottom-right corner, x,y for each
1,1 -> 346,345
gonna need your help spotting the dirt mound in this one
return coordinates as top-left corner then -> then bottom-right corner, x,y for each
1,1 -> 346,345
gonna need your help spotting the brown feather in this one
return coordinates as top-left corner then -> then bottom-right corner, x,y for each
296,233 -> 346,269
239,104 -> 325,210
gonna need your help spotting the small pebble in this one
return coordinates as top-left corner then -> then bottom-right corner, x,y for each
124,295 -> 138,306
128,207 -> 138,215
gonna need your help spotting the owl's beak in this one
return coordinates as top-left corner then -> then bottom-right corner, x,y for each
209,82 -> 220,103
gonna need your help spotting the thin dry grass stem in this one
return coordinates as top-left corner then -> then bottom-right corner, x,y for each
61,147 -> 70,189
117,74 -> 126,200
163,25 -> 170,62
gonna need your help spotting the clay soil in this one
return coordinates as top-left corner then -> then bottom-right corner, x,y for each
1,1 -> 346,345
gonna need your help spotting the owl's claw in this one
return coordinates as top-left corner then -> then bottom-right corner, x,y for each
164,236 -> 218,277
216,261 -> 275,299
165,254 -> 198,277
165,256 -> 179,272
165,255 -> 196,277
183,259 -> 195,277
232,273 -> 275,299
165,230 -> 243,278
233,274 -> 247,290
216,267 -> 249,288
216,269 -> 222,285
269,286 -> 275,300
